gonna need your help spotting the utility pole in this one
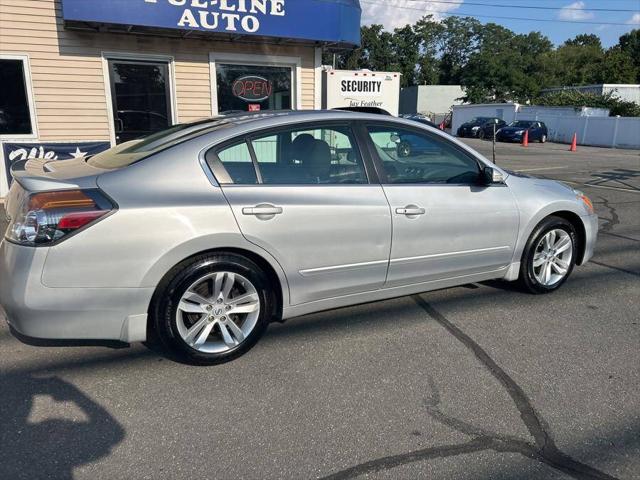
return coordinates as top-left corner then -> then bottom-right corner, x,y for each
492,123 -> 497,164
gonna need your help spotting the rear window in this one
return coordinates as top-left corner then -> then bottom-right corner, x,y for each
87,119 -> 229,169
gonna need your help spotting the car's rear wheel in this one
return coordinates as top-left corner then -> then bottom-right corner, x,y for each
518,216 -> 577,294
152,253 -> 272,365
398,141 -> 412,157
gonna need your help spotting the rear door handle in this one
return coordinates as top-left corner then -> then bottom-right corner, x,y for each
242,205 -> 283,216
396,206 -> 425,216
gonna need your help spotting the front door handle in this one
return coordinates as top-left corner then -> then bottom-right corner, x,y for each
242,204 -> 283,217
396,206 -> 425,216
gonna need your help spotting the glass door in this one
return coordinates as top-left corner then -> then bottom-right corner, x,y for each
107,59 -> 172,144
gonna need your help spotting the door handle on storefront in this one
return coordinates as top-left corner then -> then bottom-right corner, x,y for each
396,206 -> 425,216
242,205 -> 283,216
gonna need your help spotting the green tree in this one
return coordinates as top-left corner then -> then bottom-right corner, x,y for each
438,17 -> 482,84
535,90 -> 640,117
600,46 -> 637,83
391,24 -> 421,86
414,16 -> 444,85
617,29 -> 640,81
547,35 -> 604,86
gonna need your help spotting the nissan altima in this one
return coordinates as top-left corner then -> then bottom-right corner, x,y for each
0,111 -> 597,364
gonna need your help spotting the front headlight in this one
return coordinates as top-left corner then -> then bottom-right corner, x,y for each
574,189 -> 594,214
471,126 -> 480,131
515,130 -> 524,135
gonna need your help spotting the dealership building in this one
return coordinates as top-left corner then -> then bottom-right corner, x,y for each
0,0 -> 361,196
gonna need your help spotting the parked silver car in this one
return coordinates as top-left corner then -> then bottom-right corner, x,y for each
1,111 -> 597,364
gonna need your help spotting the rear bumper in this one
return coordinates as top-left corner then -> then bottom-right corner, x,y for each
0,239 -> 153,343
580,213 -> 598,265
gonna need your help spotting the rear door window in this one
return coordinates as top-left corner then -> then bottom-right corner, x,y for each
210,124 -> 368,185
251,125 -> 367,185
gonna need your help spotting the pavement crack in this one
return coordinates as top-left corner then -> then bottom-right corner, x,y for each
319,296 -> 619,480
597,196 -> 620,233
589,260 -> 640,278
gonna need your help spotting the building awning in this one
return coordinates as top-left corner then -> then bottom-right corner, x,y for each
60,0 -> 362,47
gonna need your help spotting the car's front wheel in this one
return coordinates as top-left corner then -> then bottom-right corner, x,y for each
518,216 -> 577,294
540,134 -> 547,143
151,253 -> 272,365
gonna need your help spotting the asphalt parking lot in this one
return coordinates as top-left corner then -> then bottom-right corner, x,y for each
0,139 -> 638,480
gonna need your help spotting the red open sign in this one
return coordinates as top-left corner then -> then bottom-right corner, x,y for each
232,76 -> 272,102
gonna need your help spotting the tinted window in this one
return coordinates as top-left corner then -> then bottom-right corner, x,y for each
0,59 -> 33,135
216,142 -> 258,184
216,64 -> 292,113
88,119 -> 229,169
367,125 -> 480,184
510,121 -> 534,128
249,125 -> 367,185
108,60 -> 172,144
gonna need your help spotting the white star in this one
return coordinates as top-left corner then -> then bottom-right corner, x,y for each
70,147 -> 87,159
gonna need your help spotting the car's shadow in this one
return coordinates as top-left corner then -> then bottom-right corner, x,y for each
0,374 -> 125,480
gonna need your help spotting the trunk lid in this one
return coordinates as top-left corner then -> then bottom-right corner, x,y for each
9,156 -> 109,192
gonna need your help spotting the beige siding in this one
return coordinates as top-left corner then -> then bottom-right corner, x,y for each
0,0 -> 318,142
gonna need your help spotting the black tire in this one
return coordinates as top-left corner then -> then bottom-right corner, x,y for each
398,141 -> 412,158
518,216 -> 578,294
540,134 -> 547,143
478,129 -> 486,140
151,253 -> 272,365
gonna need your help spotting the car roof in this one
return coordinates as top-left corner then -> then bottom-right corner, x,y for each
171,109 -> 436,141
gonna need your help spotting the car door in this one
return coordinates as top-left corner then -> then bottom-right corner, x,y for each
209,122 -> 392,305
360,122 -> 520,287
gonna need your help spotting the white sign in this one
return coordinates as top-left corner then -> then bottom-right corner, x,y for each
323,70 -> 401,116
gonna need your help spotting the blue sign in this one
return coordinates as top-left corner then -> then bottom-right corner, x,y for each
61,0 -> 362,46
2,141 -> 110,185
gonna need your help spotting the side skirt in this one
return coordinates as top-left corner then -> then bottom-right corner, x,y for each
282,267 -> 509,321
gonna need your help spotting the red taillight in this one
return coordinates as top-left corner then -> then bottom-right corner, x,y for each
57,210 -> 109,230
6,189 -> 114,246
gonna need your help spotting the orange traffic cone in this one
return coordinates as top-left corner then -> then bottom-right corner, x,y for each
569,133 -> 577,152
521,129 -> 529,147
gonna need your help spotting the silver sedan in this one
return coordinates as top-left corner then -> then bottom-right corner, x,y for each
0,111 -> 598,364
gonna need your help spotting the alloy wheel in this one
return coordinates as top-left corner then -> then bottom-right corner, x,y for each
532,229 -> 573,286
175,271 -> 260,353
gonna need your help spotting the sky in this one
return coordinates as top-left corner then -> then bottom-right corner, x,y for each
361,0 -> 640,47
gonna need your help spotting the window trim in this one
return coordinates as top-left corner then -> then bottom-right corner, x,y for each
209,52 -> 302,116
0,54 -> 38,140
358,121 -> 486,187
208,121 -> 372,186
101,51 -> 178,147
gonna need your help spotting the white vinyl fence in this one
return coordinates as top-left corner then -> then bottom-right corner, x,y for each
452,103 -> 640,149
516,113 -> 640,149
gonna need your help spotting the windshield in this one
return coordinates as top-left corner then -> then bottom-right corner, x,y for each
88,119 -> 228,169
510,121 -> 534,128
470,117 -> 491,123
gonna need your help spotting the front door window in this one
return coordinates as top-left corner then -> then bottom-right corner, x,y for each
107,59 -> 172,144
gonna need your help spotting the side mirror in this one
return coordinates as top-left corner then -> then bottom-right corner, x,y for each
481,166 -> 506,185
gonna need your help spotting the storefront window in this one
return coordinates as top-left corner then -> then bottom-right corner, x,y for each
0,59 -> 34,136
216,64 -> 292,113
107,59 -> 172,144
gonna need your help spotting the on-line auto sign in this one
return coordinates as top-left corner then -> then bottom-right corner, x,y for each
147,0 -> 286,32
